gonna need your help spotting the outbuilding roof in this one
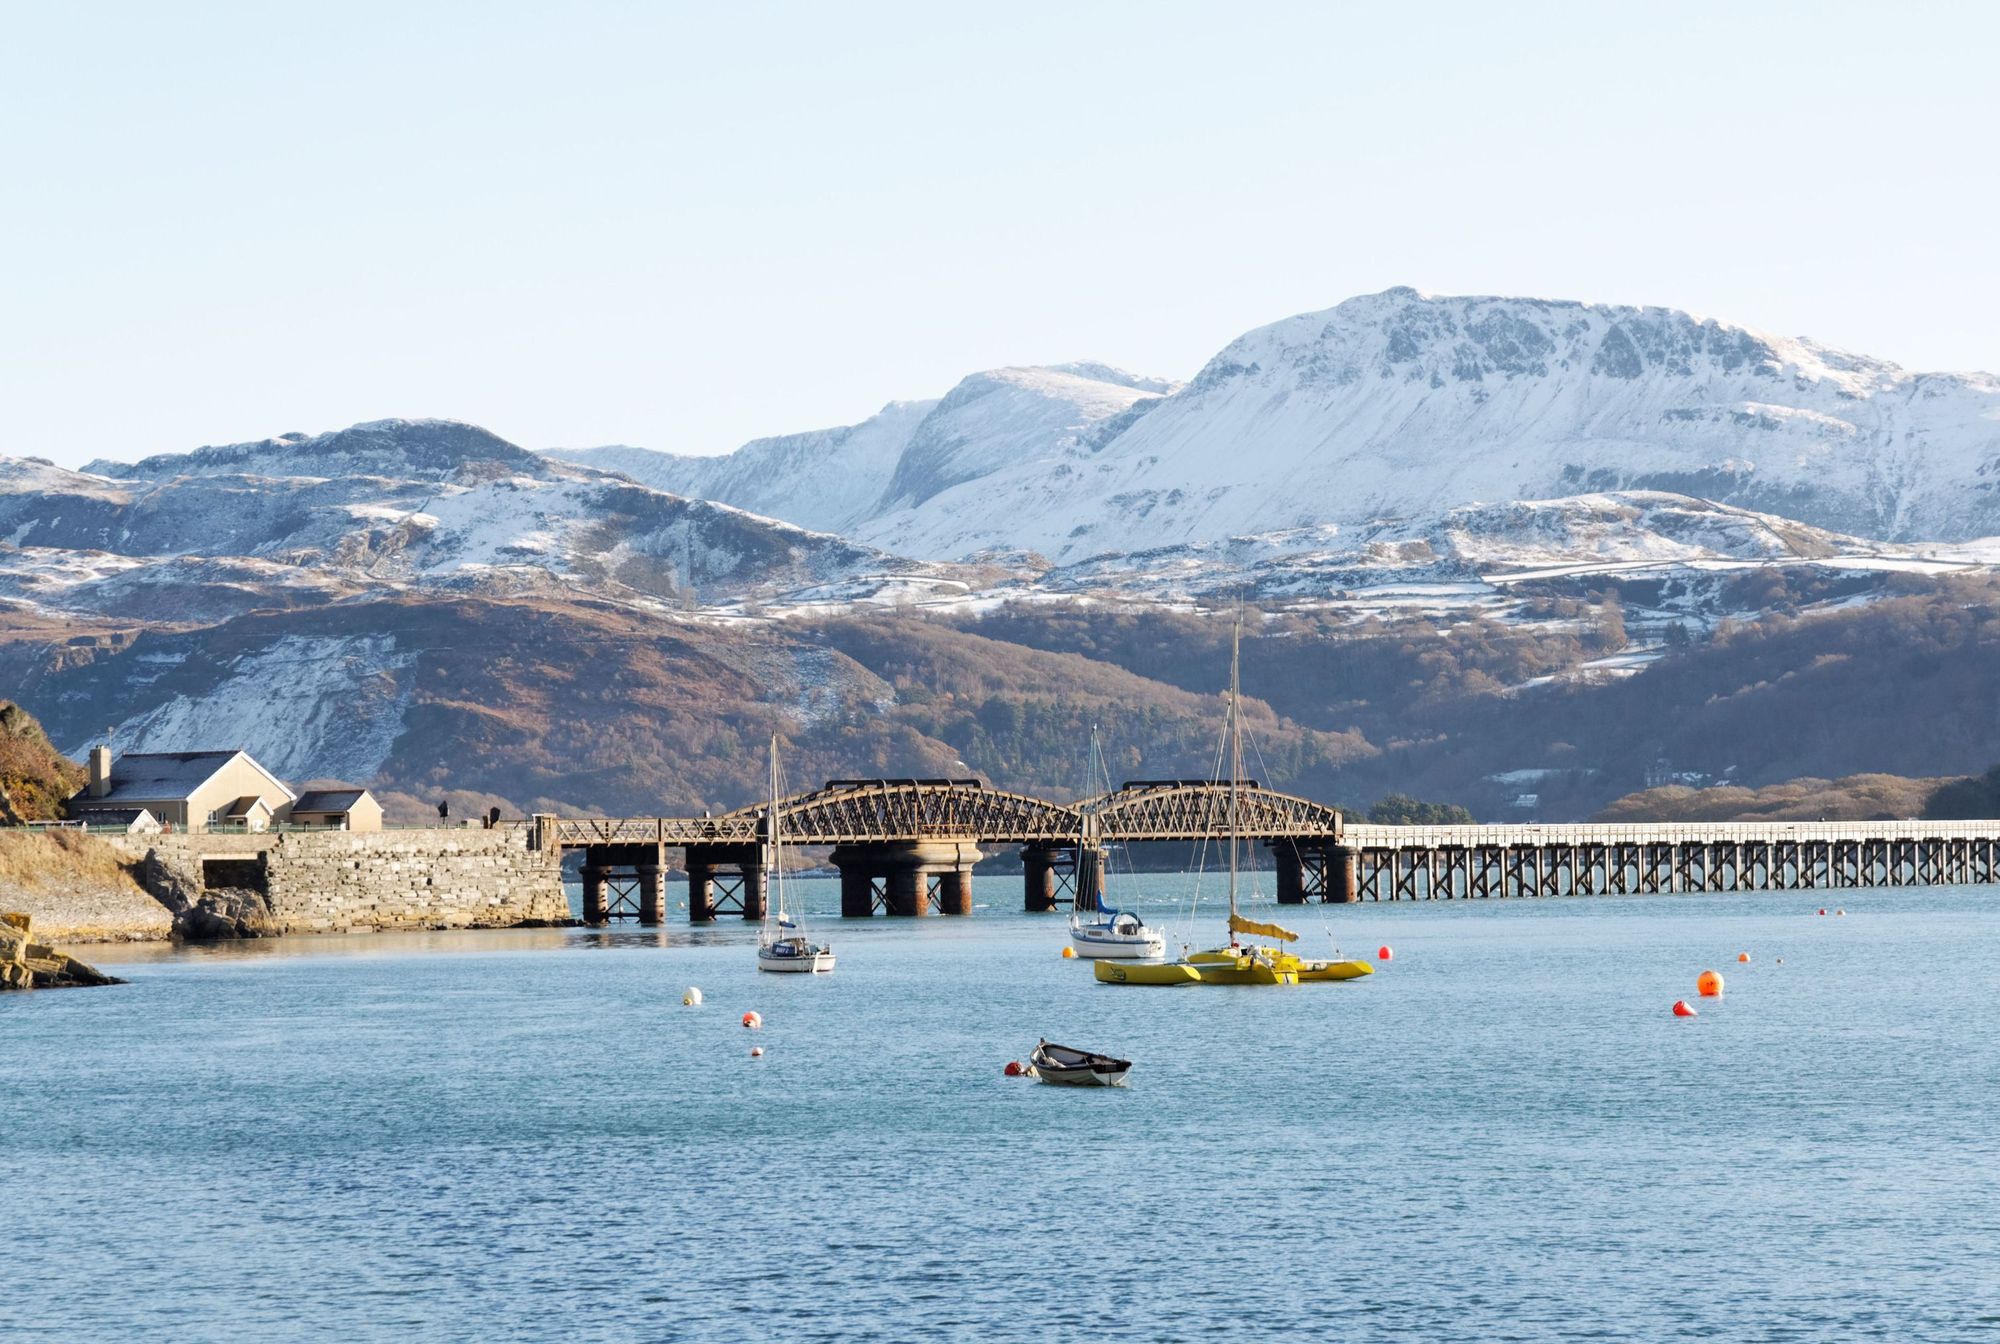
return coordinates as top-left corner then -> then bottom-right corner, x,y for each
292,788 -> 371,813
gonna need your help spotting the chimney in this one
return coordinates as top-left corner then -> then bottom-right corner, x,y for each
89,745 -> 112,799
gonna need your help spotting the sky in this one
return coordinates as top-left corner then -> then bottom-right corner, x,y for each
4,1 -> 1996,468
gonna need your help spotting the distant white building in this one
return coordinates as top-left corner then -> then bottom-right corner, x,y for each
69,749 -> 296,833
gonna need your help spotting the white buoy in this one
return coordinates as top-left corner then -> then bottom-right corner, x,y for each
682,986 -> 703,1006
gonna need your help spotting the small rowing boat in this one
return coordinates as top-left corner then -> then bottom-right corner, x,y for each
1028,1039 -> 1132,1087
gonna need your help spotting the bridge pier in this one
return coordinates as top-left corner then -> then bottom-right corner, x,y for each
685,861 -> 714,922
685,844 -> 764,922
1022,846 -> 1058,912
582,865 -> 607,924
638,864 -> 664,925
940,869 -> 974,916
830,841 -> 982,917
1021,843 -> 1107,912
840,867 -> 875,918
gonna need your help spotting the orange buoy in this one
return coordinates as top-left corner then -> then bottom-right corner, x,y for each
1737,952 -> 1751,963
1672,999 -> 1697,1017
749,1046 -> 764,1058
741,1011 -> 762,1029
1061,946 -> 1076,959
1696,969 -> 1724,998
1377,946 -> 1394,962
1003,1060 -> 1024,1077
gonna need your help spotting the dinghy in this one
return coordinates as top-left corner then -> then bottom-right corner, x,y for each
1028,1039 -> 1132,1087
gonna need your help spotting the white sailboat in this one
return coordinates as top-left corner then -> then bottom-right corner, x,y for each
756,735 -> 835,974
1068,727 -> 1167,960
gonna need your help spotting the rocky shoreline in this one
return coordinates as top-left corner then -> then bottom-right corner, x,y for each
0,912 -> 122,989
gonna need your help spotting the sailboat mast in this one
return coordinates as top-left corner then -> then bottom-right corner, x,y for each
1227,613 -> 1241,921
768,733 -> 782,923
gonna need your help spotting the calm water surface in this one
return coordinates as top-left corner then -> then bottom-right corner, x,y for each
4,878 -> 1998,1342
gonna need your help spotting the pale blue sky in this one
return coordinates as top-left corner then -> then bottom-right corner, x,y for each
5,1 -> 1995,467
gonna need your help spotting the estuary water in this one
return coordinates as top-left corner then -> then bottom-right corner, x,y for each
4,877 -> 1998,1342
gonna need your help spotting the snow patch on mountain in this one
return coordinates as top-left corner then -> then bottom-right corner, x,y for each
93,634 -> 419,783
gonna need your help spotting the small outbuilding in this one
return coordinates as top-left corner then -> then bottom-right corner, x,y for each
64,807 -> 163,836
288,788 -> 384,833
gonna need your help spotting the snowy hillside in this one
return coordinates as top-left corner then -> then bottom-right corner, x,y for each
856,289 -> 2000,561
555,398 -> 937,535
548,362 -> 1177,537
1037,492 -> 1913,601
0,423 -> 959,615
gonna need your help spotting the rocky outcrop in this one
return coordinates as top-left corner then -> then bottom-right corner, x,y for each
137,848 -> 274,938
0,912 -> 123,989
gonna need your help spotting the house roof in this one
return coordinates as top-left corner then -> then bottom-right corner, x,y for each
82,750 -> 298,806
292,788 -> 372,813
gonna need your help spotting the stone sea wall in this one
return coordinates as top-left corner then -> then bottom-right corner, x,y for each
111,827 -> 569,937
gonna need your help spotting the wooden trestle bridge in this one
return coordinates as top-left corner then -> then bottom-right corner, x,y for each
531,779 -> 2000,924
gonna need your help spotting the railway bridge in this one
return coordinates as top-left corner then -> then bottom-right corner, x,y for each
535,778 -> 1344,922
534,781 -> 2000,924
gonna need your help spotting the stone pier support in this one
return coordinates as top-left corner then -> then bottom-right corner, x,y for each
637,864 -> 664,925
885,868 -> 925,917
832,841 -> 982,918
939,869 -> 974,916
1022,845 -> 1058,912
1330,847 -> 1358,904
685,862 -> 716,922
582,866 -> 608,924
840,867 -> 876,918
741,864 -> 767,922
1273,843 -> 1306,905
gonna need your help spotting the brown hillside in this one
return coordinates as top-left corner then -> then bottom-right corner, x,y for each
1593,773 -> 1946,823
0,701 -> 83,822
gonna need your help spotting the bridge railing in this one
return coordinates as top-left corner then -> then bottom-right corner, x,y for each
1341,819 -> 2000,848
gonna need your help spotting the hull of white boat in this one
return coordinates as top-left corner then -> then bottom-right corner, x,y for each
1068,932 -> 1167,959
757,949 -> 835,973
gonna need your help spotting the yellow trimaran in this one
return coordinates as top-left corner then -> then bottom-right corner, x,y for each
1096,617 -> 1372,988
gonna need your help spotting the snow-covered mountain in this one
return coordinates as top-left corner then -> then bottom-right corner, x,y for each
870,289 -> 2000,561
558,289 -> 2000,565
0,420 -> 958,617
550,363 -> 1177,539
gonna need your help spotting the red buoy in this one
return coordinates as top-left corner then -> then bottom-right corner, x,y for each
742,1011 -> 762,1029
1377,945 -> 1394,962
1003,1060 -> 1024,1077
1673,999 -> 1697,1018
1818,908 -> 1827,916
